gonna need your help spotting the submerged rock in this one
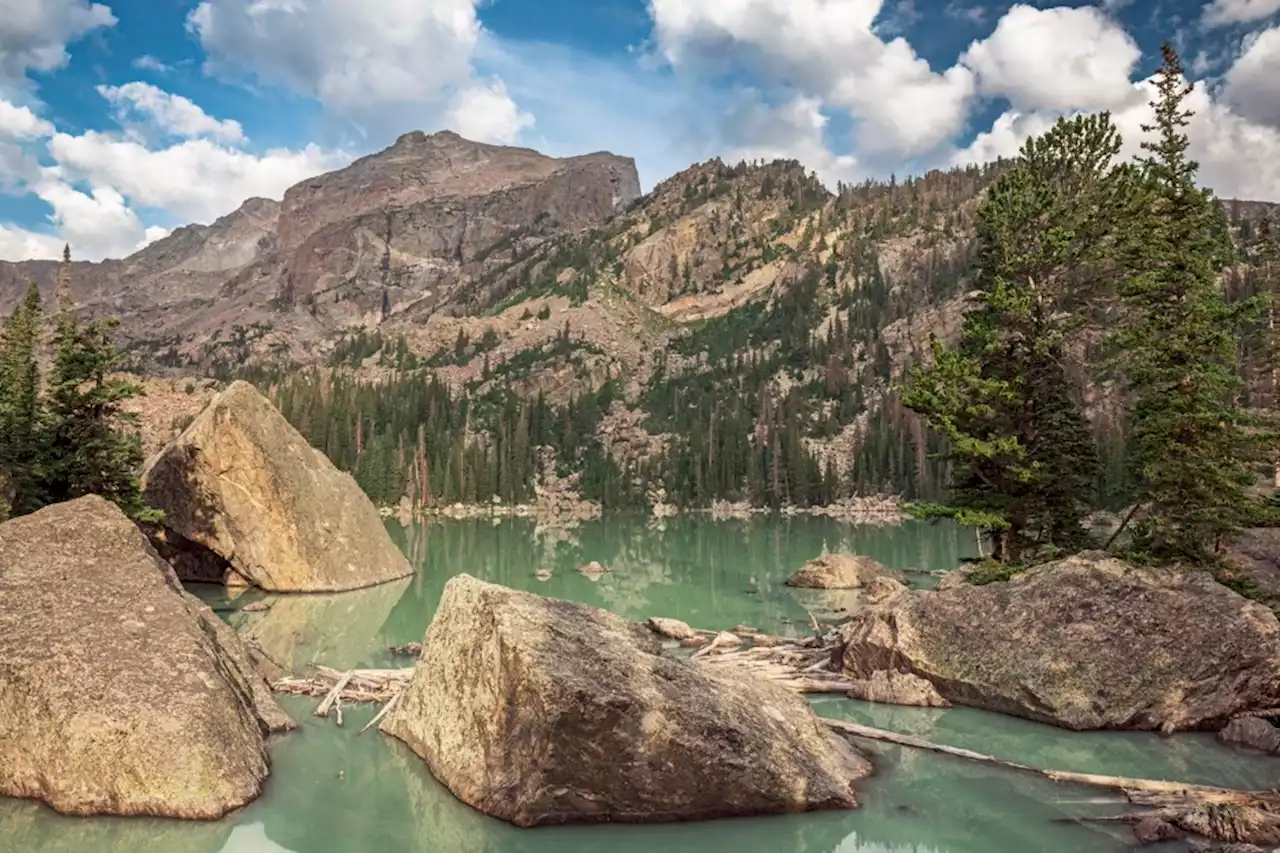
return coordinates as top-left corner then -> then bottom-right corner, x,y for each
837,552 -> 1280,732
846,670 -> 951,708
381,575 -> 870,827
862,576 -> 909,604
1133,815 -> 1184,844
0,496 -> 293,819
786,554 -> 905,590
142,380 -> 414,592
646,616 -> 698,641
1217,718 -> 1280,755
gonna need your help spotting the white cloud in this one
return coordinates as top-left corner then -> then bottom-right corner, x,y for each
1223,26 -> 1280,128
0,170 -> 165,261
959,5 -> 1144,112
721,94 -> 861,185
132,55 -> 174,74
646,0 -> 975,157
954,75 -> 1280,202
187,0 -> 530,143
98,82 -> 246,144
47,130 -> 348,223
0,98 -> 54,140
0,91 -> 348,261
950,109 -> 1059,165
446,78 -> 534,145
0,0 -> 116,89
1203,0 -> 1280,28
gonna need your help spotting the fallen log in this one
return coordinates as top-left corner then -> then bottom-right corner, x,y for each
273,666 -> 411,706
822,718 -> 1280,811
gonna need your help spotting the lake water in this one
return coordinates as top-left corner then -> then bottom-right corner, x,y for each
3,515 -> 1275,853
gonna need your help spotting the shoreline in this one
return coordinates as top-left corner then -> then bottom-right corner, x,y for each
377,494 -> 907,526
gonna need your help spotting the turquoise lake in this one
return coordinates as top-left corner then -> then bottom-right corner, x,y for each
2,515 -> 1274,853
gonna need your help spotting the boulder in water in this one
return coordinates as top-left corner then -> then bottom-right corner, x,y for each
837,552 -> 1280,732
0,496 -> 293,818
862,576 -> 909,604
142,380 -> 414,592
786,554 -> 905,589
646,616 -> 698,641
1217,718 -> 1280,755
380,575 -> 870,827
846,670 -> 950,708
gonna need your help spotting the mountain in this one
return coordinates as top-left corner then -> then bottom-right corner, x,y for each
3,132 -> 1276,511
0,130 -> 641,373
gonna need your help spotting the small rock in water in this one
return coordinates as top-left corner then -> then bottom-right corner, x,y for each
577,561 -> 611,575
647,617 -> 697,641
846,670 -> 951,708
1133,816 -> 1184,844
389,642 -> 423,658
1216,717 -> 1280,755
534,569 -> 552,582
733,624 -> 758,635
786,554 -> 906,590
240,601 -> 271,613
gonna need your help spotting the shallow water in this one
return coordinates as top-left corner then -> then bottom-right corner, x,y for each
3,515 -> 1275,853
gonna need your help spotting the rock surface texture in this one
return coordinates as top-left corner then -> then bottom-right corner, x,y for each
0,496 -> 293,818
837,552 -> 1280,732
142,380 -> 413,592
786,554 -> 906,589
381,575 -> 871,827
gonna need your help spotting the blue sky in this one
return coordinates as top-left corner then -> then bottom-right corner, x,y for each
0,0 -> 1278,260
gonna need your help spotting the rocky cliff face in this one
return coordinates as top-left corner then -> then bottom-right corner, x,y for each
0,131 -> 640,372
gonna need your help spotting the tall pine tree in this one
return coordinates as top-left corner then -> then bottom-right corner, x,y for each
38,294 -> 157,521
902,113 -> 1138,561
1116,43 -> 1273,562
0,283 -> 44,518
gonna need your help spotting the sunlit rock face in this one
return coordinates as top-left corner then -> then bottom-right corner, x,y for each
142,380 -> 414,592
382,574 -> 871,827
839,552 -> 1280,732
0,495 -> 293,819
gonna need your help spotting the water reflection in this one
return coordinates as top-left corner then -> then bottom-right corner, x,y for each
228,577 -> 412,671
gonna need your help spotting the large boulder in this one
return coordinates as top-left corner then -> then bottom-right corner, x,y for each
0,496 -> 293,818
380,575 -> 871,827
837,552 -> 1280,732
786,554 -> 905,589
142,380 -> 413,592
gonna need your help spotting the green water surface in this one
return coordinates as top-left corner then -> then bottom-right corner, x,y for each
2,515 -> 1275,853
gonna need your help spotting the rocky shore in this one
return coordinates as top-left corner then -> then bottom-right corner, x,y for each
381,492 -> 906,526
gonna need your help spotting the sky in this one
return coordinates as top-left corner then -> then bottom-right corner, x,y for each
0,0 -> 1278,262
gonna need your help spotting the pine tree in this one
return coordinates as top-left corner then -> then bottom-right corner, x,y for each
902,114 -> 1137,561
40,303 -> 157,521
1116,43 -> 1273,562
0,283 -> 45,517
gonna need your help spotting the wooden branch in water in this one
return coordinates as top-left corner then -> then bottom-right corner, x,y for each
274,666 -> 411,705
359,692 -> 401,735
822,718 -> 1279,810
315,670 -> 354,718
